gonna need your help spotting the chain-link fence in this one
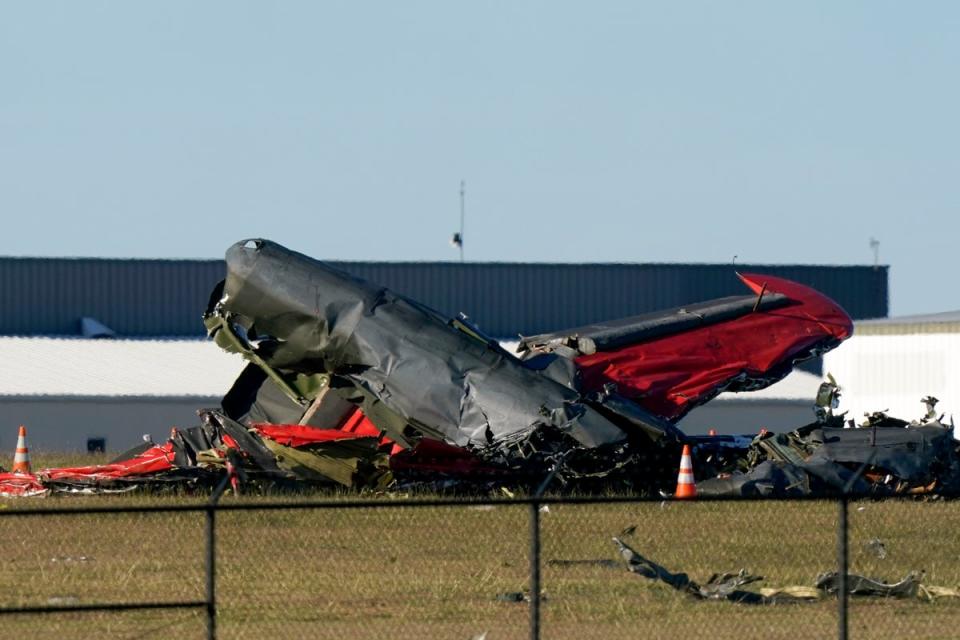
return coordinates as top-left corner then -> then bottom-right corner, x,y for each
1,492 -> 958,639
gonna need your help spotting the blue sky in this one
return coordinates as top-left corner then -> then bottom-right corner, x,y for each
2,2 -> 957,315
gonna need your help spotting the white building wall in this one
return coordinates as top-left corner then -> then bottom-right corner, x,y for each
822,333 -> 960,424
678,400 -> 815,436
0,396 -> 219,454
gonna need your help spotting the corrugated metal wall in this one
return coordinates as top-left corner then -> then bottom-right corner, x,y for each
338,262 -> 888,337
0,257 -> 888,337
0,258 -> 224,336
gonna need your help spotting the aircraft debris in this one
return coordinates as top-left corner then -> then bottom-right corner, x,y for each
696,391 -> 960,498
0,471 -> 48,498
816,571 -> 921,599
193,239 -> 851,493
613,537 -> 815,604
495,591 -> 547,603
865,538 -> 888,560
614,536 -> 959,604
0,239 -> 882,497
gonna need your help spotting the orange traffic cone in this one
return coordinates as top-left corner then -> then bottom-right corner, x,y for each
674,444 -> 696,499
12,425 -> 31,475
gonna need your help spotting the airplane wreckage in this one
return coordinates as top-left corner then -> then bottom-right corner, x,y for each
1,239 -> 957,498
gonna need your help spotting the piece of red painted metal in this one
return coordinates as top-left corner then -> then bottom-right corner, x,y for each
255,412 -> 506,478
0,472 -> 48,497
253,423 -> 377,447
253,405 -> 394,450
574,273 -> 853,422
42,443 -> 177,481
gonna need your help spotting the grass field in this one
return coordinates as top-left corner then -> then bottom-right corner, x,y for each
1,455 -> 959,639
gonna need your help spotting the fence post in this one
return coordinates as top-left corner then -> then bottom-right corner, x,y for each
837,496 -> 848,640
206,504 -> 217,640
529,500 -> 541,640
206,473 -> 231,640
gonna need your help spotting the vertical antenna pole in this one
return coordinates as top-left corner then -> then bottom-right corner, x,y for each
459,180 -> 465,263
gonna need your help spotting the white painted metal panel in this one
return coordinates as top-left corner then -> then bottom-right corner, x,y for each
0,337 -> 246,397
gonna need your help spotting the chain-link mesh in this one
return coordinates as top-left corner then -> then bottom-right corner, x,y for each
0,610 -> 206,639
2,495 -> 959,638
540,499 -> 838,639
215,503 -> 528,639
846,499 -> 960,639
0,505 -> 207,638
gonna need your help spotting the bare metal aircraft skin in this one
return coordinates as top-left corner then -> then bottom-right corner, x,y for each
196,239 -> 851,491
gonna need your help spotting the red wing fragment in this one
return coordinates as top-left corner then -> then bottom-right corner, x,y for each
575,273 -> 853,422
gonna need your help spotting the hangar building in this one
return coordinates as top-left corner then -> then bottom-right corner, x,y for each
0,255 -> 888,451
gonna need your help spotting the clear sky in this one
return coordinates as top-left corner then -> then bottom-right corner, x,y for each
1,2 -> 957,315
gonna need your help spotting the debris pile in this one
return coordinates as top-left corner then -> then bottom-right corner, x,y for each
696,387 -> 960,497
2,238 -> 957,498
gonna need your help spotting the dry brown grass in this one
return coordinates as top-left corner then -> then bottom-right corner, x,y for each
13,451 -> 116,472
0,492 -> 958,639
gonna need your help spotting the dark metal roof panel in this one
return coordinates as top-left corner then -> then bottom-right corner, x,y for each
0,257 -> 224,336
330,262 -> 889,337
0,257 -> 888,338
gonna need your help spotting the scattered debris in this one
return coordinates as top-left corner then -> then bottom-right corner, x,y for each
613,535 -> 958,605
0,471 -> 48,498
865,538 -> 888,560
613,536 -> 815,604
813,374 -> 843,424
495,592 -> 527,603
2,242 -> 955,500
696,391 -> 960,498
815,571 -> 921,598
11,243 -> 959,499
495,591 -> 547,603
0,239 -> 859,497
918,585 -> 960,601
